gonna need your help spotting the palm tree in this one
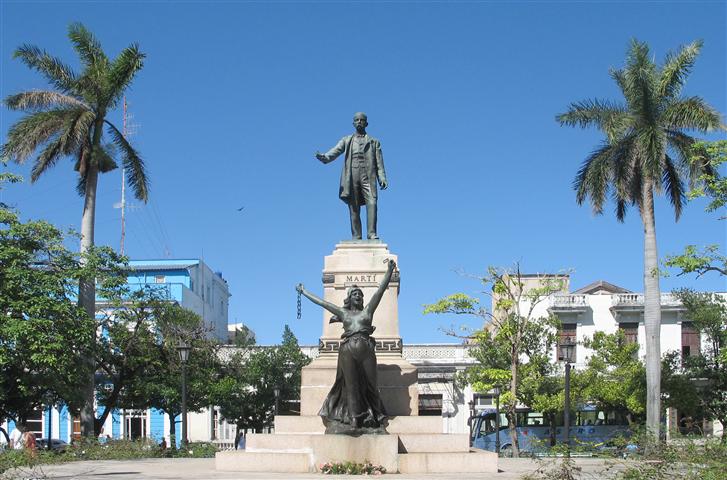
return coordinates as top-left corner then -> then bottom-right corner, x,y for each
557,39 -> 722,439
1,23 -> 148,436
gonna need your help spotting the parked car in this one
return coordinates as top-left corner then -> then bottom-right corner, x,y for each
37,438 -> 69,452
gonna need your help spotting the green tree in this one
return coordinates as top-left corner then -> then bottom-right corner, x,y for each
580,331 -> 646,424
424,266 -> 562,457
557,39 -> 722,438
1,23 -> 148,436
211,326 -> 311,443
665,140 -> 727,278
92,277 -> 202,436
119,305 -> 220,447
0,199 -> 95,435
673,289 -> 727,442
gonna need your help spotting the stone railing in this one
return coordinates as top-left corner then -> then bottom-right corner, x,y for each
611,293 -> 682,308
402,344 -> 475,363
549,294 -> 587,309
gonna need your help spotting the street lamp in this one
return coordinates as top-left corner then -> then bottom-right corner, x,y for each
177,339 -> 191,446
493,385 -> 501,455
273,385 -> 281,417
561,342 -> 575,453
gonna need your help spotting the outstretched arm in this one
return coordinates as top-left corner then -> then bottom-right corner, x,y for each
296,284 -> 345,319
315,137 -> 347,164
365,260 -> 396,314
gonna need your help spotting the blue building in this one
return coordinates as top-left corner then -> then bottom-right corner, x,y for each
124,259 -> 231,343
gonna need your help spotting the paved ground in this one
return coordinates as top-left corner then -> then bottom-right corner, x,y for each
5,457 -> 625,480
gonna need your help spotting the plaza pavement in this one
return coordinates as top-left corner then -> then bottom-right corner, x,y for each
6,457 -> 624,479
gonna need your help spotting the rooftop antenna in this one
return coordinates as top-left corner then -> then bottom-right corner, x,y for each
115,96 -> 139,256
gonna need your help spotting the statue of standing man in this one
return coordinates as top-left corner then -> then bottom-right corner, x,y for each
316,113 -> 388,240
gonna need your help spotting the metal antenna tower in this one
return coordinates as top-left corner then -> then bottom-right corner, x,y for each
116,96 -> 139,256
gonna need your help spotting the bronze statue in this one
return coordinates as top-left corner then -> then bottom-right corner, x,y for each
315,112 -> 388,240
296,259 -> 396,434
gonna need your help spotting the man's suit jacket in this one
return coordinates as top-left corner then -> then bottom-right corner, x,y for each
321,134 -> 387,204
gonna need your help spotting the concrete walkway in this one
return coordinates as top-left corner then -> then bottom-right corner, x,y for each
5,457 -> 623,479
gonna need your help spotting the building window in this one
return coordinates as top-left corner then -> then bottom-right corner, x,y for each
681,322 -> 699,358
557,324 -> 577,362
619,323 -> 638,345
154,275 -> 165,284
124,410 -> 147,440
418,394 -> 442,416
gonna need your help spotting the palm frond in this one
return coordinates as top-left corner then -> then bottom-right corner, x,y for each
0,109 -> 75,163
4,90 -> 88,112
623,39 -> 658,125
662,97 -> 722,132
30,135 -> 66,182
98,143 -> 119,173
611,136 -> 639,221
573,142 -> 613,214
658,40 -> 702,101
68,22 -> 109,70
556,100 -> 629,141
106,44 -> 145,109
666,130 -> 700,185
635,127 -> 666,181
62,110 -> 95,156
661,155 -> 685,220
13,45 -> 78,93
105,121 -> 149,202
630,163 -> 644,214
30,109 -> 94,181
76,172 -> 87,197
610,68 -> 627,97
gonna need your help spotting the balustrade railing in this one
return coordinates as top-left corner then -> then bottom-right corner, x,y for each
611,293 -> 682,307
549,294 -> 587,308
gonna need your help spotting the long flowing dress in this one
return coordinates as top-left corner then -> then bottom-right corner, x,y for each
318,324 -> 388,434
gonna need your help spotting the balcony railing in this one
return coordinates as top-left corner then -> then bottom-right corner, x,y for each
611,293 -> 682,308
549,294 -> 588,309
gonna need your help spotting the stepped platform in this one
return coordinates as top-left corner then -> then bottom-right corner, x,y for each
215,417 -> 497,474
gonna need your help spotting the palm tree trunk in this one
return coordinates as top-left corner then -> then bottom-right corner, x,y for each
79,120 -> 102,437
642,181 -> 662,441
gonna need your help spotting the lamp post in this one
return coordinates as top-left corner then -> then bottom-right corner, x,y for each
273,385 -> 281,417
493,386 -> 501,455
177,339 -> 191,446
562,343 -> 574,453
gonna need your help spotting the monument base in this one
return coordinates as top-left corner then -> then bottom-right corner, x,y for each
215,425 -> 498,474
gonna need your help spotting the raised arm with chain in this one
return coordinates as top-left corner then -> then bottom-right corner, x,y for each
296,284 -> 345,321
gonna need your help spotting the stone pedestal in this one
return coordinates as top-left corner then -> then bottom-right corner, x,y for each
300,240 -> 418,417
215,431 -> 498,474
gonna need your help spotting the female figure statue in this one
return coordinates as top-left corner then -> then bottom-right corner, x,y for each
296,259 -> 396,434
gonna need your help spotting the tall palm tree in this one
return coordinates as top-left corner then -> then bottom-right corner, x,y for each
1,23 -> 148,436
557,39 -> 722,439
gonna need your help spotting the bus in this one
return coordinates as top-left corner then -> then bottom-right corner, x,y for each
470,407 -> 632,455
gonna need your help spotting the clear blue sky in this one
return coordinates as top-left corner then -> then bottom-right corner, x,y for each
1,1 -> 725,346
